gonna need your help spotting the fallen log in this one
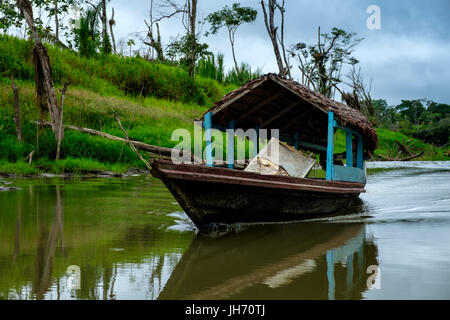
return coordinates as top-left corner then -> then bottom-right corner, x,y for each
36,120 -> 201,163
378,151 -> 424,162
395,140 -> 414,156
115,115 -> 152,171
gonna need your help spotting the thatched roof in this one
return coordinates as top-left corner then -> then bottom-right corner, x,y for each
200,74 -> 378,154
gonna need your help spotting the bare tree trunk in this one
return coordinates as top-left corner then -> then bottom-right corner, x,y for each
277,0 -> 291,79
54,0 -> 59,41
101,0 -> 109,52
229,30 -> 240,74
10,76 -> 22,142
261,0 -> 286,76
18,0 -> 64,160
109,8 -> 117,54
187,0 -> 197,78
56,84 -> 67,160
144,20 -> 165,61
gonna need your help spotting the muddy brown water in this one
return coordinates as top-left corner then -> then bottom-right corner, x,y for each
0,161 -> 449,300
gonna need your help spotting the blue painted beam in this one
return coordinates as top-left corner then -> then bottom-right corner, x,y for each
346,131 -> 353,168
204,112 -> 213,167
333,165 -> 366,183
294,133 -> 300,150
227,120 -> 236,169
356,136 -> 364,169
326,111 -> 335,181
298,141 -> 327,152
333,121 -> 363,139
281,137 -> 327,152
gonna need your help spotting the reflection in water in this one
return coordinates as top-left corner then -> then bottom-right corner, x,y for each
159,223 -> 379,300
33,186 -> 64,300
0,178 -> 193,300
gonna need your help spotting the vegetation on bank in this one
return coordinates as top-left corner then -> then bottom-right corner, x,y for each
0,35 -> 448,176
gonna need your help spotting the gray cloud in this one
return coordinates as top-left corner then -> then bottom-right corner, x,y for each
110,0 -> 450,106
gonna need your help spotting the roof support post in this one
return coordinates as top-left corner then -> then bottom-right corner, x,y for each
227,120 -> 236,169
326,111 -> 335,181
204,112 -> 213,167
294,133 -> 300,150
346,131 -> 353,167
356,136 -> 364,169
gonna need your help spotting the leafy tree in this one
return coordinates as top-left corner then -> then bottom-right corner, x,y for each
166,34 -> 210,68
205,3 -> 257,74
260,0 -> 291,78
1,0 -> 80,47
290,27 -> 363,98
395,99 -> 427,129
86,0 -> 112,54
0,1 -> 22,31
72,8 -> 101,58
371,99 -> 398,129
127,38 -> 135,56
428,102 -> 450,118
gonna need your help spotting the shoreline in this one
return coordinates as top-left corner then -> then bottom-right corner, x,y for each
1,159 -> 448,179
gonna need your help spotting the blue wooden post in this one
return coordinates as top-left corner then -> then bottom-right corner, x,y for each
294,133 -> 300,150
326,111 -> 335,181
326,250 -> 335,300
356,136 -> 364,169
204,112 -> 213,167
227,120 -> 236,169
346,131 -> 353,167
254,126 -> 260,158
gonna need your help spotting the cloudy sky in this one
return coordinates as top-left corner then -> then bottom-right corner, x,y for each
105,0 -> 449,106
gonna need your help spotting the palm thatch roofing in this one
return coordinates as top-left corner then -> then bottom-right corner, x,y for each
199,73 -> 378,155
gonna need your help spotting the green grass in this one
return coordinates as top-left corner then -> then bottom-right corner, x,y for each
374,128 -> 448,161
0,35 -> 448,175
0,160 -> 39,175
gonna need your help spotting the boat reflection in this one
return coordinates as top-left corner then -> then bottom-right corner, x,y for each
159,222 -> 379,300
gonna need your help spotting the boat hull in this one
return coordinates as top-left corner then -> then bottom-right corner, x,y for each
150,160 -> 365,228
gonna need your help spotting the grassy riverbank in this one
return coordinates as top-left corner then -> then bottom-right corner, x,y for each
0,36 -> 448,176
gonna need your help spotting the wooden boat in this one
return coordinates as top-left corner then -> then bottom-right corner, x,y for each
150,74 -> 378,229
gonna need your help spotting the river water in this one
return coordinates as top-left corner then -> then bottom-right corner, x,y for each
0,161 -> 449,300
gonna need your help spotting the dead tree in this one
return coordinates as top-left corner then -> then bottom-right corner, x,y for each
10,76 -> 22,142
144,0 -> 187,61
17,0 -> 66,160
342,90 -> 361,112
261,0 -> 290,78
346,66 -> 374,117
186,0 -> 198,78
109,8 -> 117,54
53,0 -> 59,41
87,0 -> 112,54
144,20 -> 164,61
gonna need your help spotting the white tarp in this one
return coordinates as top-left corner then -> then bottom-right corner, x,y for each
244,138 -> 316,178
